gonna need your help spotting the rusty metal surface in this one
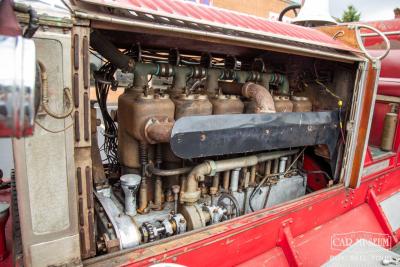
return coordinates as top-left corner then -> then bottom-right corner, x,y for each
145,119 -> 174,144
291,96 -> 312,112
73,26 -> 96,259
273,96 -> 293,112
75,0 -> 359,53
210,95 -> 244,115
173,94 -> 213,119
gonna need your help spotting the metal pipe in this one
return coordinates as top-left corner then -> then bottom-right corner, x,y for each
273,158 -> 279,175
172,185 -> 180,214
138,143 -> 148,213
205,68 -> 223,94
181,149 -> 299,203
229,168 -> 240,192
154,177 -> 162,209
243,168 -> 250,189
138,184 -> 148,213
153,145 -> 163,210
90,30 -> 134,72
146,164 -> 192,177
172,66 -> 193,95
249,166 -> 256,186
242,83 -> 275,113
279,157 -> 288,179
91,30 -> 291,97
286,156 -> 292,171
212,173 -> 220,189
223,171 -> 230,191
145,118 -> 174,144
90,30 -> 292,98
265,160 -> 272,176
132,62 -> 159,89
270,73 -> 289,95
219,81 -> 242,95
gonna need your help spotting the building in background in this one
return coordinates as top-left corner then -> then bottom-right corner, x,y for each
185,0 -> 298,22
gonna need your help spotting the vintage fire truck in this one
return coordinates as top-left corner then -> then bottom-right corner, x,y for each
0,0 -> 399,266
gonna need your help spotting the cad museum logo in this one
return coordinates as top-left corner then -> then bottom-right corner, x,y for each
331,231 -> 391,250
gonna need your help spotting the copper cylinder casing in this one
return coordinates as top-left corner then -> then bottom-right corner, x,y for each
119,93 -> 175,141
166,94 -> 212,181
173,94 -> 213,119
291,96 -> 312,112
210,95 -> 244,114
381,112 -> 398,151
244,100 -> 256,114
118,92 -> 175,168
273,96 -> 293,112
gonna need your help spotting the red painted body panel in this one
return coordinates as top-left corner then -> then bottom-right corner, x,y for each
78,0 -> 358,52
364,19 -> 400,47
366,19 -> 400,33
303,155 -> 328,191
372,50 -> 400,81
239,203 -> 391,266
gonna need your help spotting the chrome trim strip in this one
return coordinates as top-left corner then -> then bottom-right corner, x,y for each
342,61 -> 368,187
361,31 -> 400,37
376,94 -> 400,103
358,60 -> 381,187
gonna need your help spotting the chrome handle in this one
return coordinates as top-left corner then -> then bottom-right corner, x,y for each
351,23 -> 391,61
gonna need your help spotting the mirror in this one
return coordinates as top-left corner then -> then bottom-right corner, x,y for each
0,35 -> 37,138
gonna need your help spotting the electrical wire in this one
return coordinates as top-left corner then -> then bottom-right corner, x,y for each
35,114 -> 74,134
249,148 -> 305,212
283,147 -> 306,177
94,62 -> 119,175
249,172 -> 279,212
303,170 -> 332,181
89,49 -> 106,63
38,61 -> 73,119
312,63 -> 346,144
315,80 -> 342,101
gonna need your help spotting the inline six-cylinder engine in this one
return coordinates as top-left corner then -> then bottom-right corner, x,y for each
90,30 -> 350,253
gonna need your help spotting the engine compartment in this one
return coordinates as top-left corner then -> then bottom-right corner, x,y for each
88,29 -> 357,254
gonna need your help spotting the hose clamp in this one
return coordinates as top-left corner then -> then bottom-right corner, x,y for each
207,160 -> 217,176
